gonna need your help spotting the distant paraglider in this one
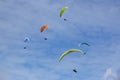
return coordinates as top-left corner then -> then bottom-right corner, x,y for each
78,42 -> 90,55
40,25 -> 49,40
60,6 -> 68,17
40,25 -> 49,32
23,37 -> 30,49
59,49 -> 85,62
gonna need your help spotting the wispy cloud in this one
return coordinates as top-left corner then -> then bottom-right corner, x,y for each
102,68 -> 120,80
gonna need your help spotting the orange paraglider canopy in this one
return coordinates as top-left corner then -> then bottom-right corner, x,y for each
40,25 -> 49,32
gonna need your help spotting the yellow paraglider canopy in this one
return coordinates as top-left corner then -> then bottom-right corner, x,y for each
59,49 -> 84,62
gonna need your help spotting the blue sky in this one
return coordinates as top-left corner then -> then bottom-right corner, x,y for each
0,0 -> 120,80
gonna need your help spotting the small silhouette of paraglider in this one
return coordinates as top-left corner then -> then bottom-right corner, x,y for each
23,37 -> 30,49
40,25 -> 49,40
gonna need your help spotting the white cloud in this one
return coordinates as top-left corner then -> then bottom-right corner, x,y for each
102,68 -> 119,80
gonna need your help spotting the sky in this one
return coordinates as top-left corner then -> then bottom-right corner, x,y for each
0,0 -> 120,80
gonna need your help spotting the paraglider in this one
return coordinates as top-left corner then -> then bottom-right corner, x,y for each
60,6 -> 68,17
40,25 -> 49,32
59,49 -> 85,62
23,37 -> 30,49
73,69 -> 77,73
78,42 -> 90,55
40,25 -> 49,40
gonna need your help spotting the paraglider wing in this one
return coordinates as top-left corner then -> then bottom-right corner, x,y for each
60,6 -> 68,17
40,25 -> 49,32
59,49 -> 84,62
81,43 -> 90,46
24,37 -> 30,42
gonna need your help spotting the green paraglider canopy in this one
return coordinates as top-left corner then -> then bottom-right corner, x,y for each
59,49 -> 84,62
60,6 -> 68,17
